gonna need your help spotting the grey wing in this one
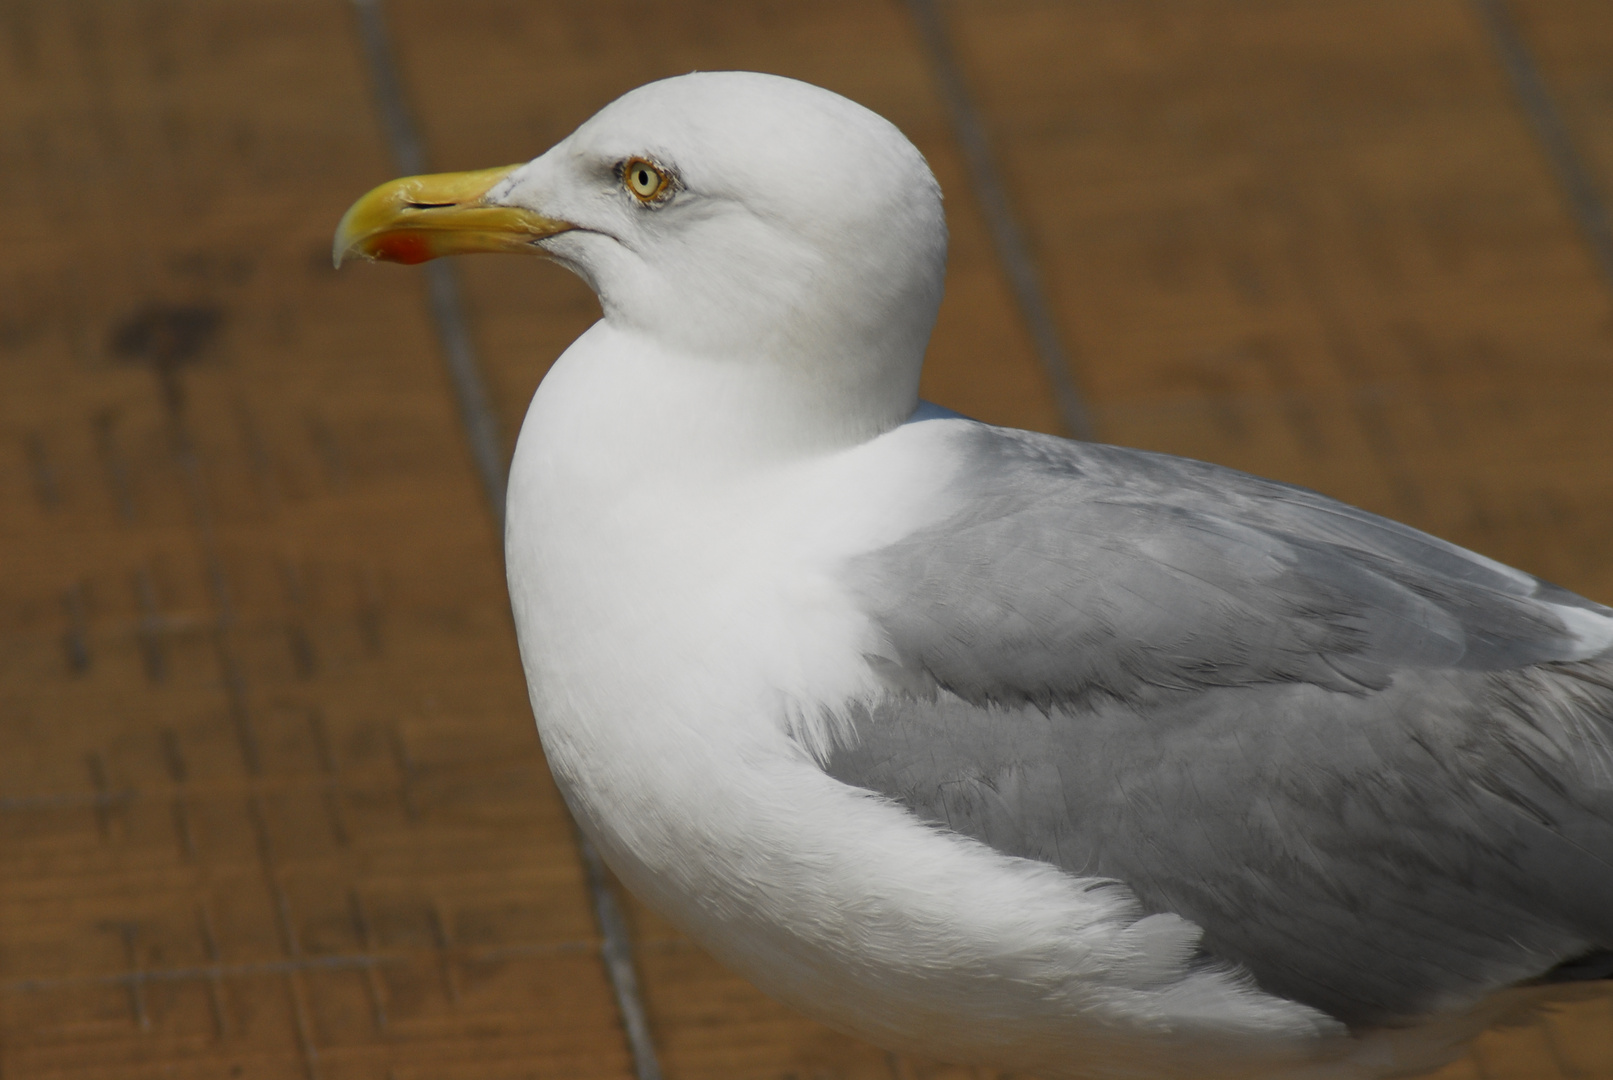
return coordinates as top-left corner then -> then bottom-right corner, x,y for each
830,423 -> 1613,1028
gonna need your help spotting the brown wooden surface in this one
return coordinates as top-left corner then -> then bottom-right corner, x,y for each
0,4 -> 625,1077
2,1 -> 1611,1078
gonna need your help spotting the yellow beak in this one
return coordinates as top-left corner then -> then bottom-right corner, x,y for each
332,163 -> 574,267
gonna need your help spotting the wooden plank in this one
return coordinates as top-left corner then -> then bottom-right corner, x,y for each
0,2 -> 627,1076
1502,0 -> 1613,286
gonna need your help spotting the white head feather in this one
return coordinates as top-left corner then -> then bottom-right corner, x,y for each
488,72 -> 947,452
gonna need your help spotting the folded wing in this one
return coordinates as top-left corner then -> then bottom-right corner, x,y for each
830,423 -> 1613,1027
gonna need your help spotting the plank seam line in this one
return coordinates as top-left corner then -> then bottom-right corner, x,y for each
3,941 -> 595,995
906,0 -> 1095,440
0,759 -> 543,814
346,5 -> 663,1080
1473,0 -> 1613,291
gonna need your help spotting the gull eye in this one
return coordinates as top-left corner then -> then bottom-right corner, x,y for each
623,158 -> 670,202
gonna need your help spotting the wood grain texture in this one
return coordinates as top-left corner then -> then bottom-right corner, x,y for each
0,3 -> 625,1077
2,1 -> 1610,1078
946,0 -> 1613,598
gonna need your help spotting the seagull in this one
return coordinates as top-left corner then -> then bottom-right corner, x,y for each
335,71 -> 1613,1080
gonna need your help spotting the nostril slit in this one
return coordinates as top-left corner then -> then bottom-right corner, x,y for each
405,201 -> 456,209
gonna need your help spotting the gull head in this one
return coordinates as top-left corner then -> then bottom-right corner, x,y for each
335,72 -> 948,446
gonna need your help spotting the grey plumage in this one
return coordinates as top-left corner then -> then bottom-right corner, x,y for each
828,422 -> 1613,1029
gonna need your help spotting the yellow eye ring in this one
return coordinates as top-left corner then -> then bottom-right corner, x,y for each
623,158 -> 670,202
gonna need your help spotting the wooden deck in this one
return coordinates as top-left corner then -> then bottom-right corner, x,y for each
3,1 -> 1611,1077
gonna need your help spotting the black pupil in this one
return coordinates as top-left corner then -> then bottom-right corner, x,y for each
637,169 -> 650,187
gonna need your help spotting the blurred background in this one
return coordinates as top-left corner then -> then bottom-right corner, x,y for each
5,1 -> 1613,1078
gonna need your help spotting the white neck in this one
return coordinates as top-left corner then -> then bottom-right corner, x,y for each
522,320 -> 921,482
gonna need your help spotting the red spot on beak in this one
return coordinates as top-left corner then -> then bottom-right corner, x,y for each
372,233 -> 435,265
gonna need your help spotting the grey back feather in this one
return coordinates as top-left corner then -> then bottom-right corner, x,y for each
829,423 -> 1613,1028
